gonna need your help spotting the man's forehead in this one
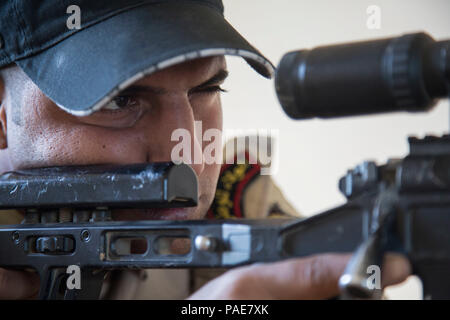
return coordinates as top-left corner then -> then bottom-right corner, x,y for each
125,56 -> 227,91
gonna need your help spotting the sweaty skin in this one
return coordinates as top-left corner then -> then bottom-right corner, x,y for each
0,57 -> 411,299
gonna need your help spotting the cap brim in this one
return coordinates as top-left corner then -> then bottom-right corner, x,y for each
16,2 -> 274,116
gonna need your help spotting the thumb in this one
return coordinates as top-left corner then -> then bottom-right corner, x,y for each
381,253 -> 412,288
247,253 -> 352,299
0,268 -> 40,299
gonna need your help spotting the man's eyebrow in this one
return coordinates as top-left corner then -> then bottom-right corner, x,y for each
119,69 -> 229,95
194,69 -> 229,89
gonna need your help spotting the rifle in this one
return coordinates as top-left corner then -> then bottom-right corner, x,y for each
0,32 -> 448,300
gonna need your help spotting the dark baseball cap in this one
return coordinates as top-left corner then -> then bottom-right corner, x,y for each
0,0 -> 274,116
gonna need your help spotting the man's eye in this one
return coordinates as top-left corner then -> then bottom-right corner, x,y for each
102,95 -> 138,111
189,86 -> 227,96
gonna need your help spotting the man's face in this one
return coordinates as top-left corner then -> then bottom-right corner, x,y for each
0,56 -> 227,221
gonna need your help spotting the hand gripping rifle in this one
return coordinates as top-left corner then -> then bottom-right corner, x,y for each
0,32 -> 448,300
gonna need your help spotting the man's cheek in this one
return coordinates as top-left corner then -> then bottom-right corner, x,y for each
15,127 -> 137,167
17,130 -> 85,167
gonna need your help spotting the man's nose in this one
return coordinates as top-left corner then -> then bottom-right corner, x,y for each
141,95 -> 205,177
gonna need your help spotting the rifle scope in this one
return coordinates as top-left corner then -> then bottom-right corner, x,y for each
275,32 -> 450,119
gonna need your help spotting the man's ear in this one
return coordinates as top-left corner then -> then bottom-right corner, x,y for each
0,77 -> 7,149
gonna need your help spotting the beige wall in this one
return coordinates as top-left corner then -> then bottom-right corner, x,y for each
222,0 -> 450,299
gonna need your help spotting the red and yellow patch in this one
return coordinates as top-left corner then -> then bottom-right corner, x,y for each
207,152 -> 260,219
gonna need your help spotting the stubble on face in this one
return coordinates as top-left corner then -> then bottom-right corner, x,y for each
0,57 -> 226,221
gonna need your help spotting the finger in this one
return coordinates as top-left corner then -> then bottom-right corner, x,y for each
245,253 -> 352,300
0,268 -> 40,299
381,253 -> 412,288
